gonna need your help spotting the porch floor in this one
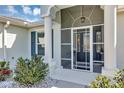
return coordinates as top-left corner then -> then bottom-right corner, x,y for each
51,69 -> 99,86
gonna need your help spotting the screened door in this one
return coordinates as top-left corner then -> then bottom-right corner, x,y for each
73,27 -> 91,71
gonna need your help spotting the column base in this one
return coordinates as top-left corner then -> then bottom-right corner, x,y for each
102,67 -> 119,77
49,60 -> 58,76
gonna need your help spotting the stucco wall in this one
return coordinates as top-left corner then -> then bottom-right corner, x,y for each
0,23 -> 30,69
117,12 -> 124,69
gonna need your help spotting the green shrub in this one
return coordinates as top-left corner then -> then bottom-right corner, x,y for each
90,69 -> 124,88
14,56 -> 48,85
0,61 -> 9,70
0,61 -> 6,68
113,69 -> 124,88
90,75 -> 112,88
0,74 -> 6,81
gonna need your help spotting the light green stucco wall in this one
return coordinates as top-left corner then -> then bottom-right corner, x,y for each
117,12 -> 124,69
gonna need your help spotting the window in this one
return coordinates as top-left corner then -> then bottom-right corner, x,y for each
31,32 -> 36,57
52,29 -> 54,58
83,32 -> 90,52
61,29 -> 71,69
77,34 -> 80,52
31,30 -> 54,58
37,32 -> 45,56
93,25 -> 104,73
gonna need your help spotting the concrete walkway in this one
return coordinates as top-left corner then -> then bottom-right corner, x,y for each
51,79 -> 85,88
51,69 -> 99,85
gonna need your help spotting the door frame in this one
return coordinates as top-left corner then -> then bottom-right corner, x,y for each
71,26 -> 93,72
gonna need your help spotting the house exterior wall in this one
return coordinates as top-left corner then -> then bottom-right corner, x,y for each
0,21 -> 44,69
0,23 -> 30,69
5,25 -> 30,69
117,11 -> 124,69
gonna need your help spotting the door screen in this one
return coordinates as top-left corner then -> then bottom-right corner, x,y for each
73,28 -> 90,71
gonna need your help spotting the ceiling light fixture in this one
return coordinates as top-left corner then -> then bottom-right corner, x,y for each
81,5 -> 86,23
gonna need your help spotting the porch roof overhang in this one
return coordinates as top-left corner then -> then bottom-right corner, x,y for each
41,5 -> 124,18
0,15 -> 43,29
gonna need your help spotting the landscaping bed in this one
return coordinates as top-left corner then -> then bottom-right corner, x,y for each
0,76 -> 84,88
0,76 -> 56,88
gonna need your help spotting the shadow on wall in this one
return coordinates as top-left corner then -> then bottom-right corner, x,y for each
0,31 -> 17,49
6,32 -> 17,48
6,32 -> 17,69
0,31 -> 17,62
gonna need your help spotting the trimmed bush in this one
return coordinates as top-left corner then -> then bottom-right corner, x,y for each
0,61 -> 9,70
90,69 -> 124,88
14,56 -> 48,85
90,75 -> 112,88
113,69 -> 124,88
0,61 -> 6,68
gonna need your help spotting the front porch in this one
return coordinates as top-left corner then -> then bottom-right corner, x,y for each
41,5 -> 117,85
51,68 -> 98,85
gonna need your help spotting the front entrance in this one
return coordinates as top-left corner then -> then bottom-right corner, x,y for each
61,25 -> 104,73
72,27 -> 92,71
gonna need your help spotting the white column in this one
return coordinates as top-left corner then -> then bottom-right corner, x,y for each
44,15 -> 52,73
3,27 -> 7,61
102,5 -> 118,76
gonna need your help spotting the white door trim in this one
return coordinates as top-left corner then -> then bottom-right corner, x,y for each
71,28 -> 73,69
90,26 -> 93,72
71,26 -> 93,72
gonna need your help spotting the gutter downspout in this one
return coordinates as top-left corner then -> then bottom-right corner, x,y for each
3,21 -> 10,61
